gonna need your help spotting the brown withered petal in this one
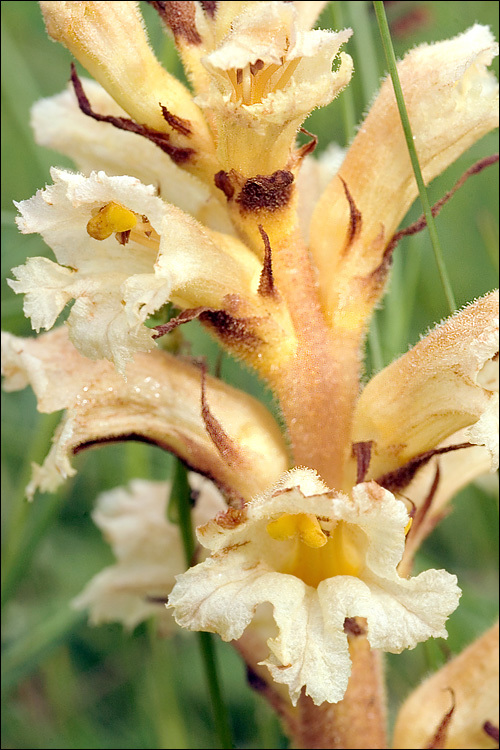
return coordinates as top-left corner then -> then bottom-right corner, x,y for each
1,328 -> 289,502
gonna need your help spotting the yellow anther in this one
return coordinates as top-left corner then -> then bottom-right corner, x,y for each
404,517 -> 413,536
266,513 -> 327,548
87,201 -> 138,240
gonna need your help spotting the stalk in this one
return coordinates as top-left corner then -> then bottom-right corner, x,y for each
169,460 -> 234,750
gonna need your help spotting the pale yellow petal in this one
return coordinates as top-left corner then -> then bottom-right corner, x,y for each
39,0 -> 217,183
197,1 -> 352,175
310,25 -> 499,333
31,80 -> 233,233
10,168 -> 295,374
393,623 -> 499,749
351,292 -> 499,480
170,470 -> 460,706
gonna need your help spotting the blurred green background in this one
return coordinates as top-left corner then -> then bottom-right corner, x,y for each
1,2 -> 498,748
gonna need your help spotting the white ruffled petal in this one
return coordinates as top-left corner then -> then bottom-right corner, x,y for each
10,168 -> 272,371
196,1 -> 352,174
169,469 -> 461,705
8,257 -> 74,331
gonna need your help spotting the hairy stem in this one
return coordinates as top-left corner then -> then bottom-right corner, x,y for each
267,226 -> 361,489
286,636 -> 387,749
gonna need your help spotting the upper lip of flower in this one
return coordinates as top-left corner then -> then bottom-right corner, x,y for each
199,4 -> 352,108
8,167 -> 297,375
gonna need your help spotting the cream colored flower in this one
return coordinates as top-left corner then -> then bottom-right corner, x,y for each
2,0 -> 499,729
30,78 -> 233,233
10,169 -> 169,372
169,467 -> 461,706
73,474 -> 225,632
9,168 -> 293,374
310,24 -> 499,334
351,290 -> 499,480
195,1 -> 353,175
39,1 -> 218,184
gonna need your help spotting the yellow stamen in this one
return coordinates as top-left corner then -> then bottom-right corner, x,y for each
404,517 -> 413,536
267,513 -> 327,548
87,201 -> 138,241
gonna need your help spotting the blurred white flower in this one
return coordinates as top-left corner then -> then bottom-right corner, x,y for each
73,474 -> 225,632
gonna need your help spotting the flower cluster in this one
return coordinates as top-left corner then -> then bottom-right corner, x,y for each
2,2 -> 498,747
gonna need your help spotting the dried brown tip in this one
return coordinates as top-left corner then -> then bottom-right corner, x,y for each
237,171 -> 294,212
199,309 -> 263,350
385,153 -> 499,257
214,170 -> 235,201
152,306 -> 212,339
257,225 -> 278,299
160,104 -> 192,136
483,721 -> 499,743
339,177 -> 362,252
425,688 -> 455,749
297,128 -> 319,160
351,441 -> 373,484
147,1 -> 202,44
376,442 -> 472,494
200,1 -> 217,18
200,364 -> 243,467
406,465 -> 440,540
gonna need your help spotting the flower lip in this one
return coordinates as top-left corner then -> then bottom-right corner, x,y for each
199,474 -> 409,582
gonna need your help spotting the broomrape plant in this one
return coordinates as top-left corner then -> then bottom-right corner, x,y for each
1,2 -> 498,748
